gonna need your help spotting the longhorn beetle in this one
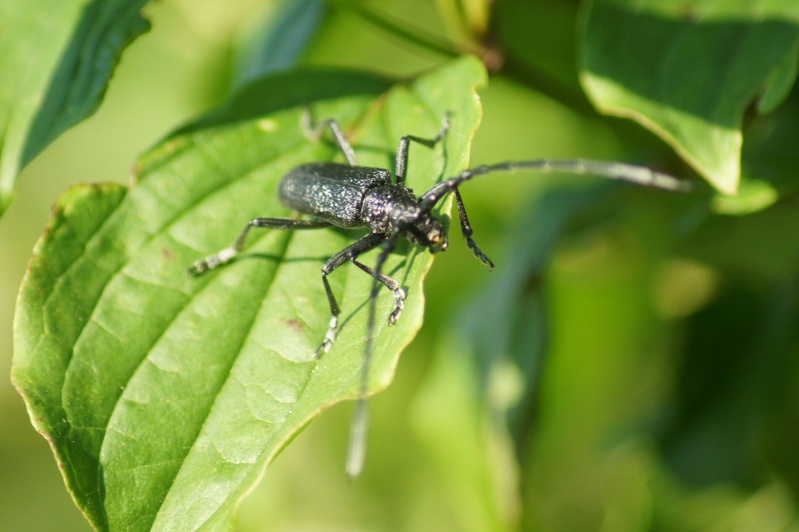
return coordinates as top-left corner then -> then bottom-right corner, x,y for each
189,113 -> 690,476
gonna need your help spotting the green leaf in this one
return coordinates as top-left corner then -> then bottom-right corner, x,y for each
410,331 -> 519,532
580,0 -> 799,194
711,179 -> 778,215
464,185 -> 620,451
232,0 -> 327,88
0,0 -> 150,216
12,56 -> 486,530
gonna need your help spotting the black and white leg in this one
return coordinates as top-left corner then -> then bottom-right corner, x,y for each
187,218 -> 331,275
316,232 -> 407,356
350,258 -> 406,325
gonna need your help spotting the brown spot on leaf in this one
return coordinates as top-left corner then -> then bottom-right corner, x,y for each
282,319 -> 304,335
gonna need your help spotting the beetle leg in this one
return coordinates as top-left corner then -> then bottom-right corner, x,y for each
187,218 -> 331,275
325,120 -> 358,166
350,259 -> 406,325
317,232 -> 388,357
394,114 -> 450,187
453,189 -> 495,270
302,111 -> 358,166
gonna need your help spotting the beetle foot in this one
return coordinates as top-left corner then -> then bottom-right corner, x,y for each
387,288 -> 406,326
187,247 -> 238,275
466,237 -> 495,271
314,316 -> 338,358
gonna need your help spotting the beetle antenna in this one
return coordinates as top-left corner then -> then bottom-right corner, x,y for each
418,159 -> 692,211
346,234 -> 399,477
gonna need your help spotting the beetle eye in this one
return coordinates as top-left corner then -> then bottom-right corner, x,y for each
429,233 -> 448,253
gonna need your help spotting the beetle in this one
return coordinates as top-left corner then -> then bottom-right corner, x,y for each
188,114 -> 690,475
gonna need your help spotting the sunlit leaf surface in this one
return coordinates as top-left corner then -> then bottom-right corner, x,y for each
12,57 -> 486,531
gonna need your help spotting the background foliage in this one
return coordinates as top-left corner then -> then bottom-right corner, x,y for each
3,0 -> 799,530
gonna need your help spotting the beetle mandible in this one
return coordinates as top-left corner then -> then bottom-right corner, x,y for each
188,113 -> 690,475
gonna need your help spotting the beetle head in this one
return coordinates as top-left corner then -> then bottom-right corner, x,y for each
405,213 -> 448,253
386,194 -> 448,253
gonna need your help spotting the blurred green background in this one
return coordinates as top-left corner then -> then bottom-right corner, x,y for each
4,0 -> 799,530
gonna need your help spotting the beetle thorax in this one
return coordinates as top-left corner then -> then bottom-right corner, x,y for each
361,185 -> 448,252
361,185 -> 416,233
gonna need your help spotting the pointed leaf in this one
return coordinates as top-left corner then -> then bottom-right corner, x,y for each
0,0 -> 150,216
13,57 -> 487,530
580,0 -> 799,194
233,0 -> 327,88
